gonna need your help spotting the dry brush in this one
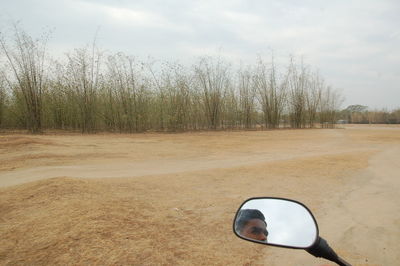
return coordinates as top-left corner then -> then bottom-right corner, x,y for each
0,28 -> 344,133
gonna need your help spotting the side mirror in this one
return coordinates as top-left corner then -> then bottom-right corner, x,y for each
233,197 -> 319,249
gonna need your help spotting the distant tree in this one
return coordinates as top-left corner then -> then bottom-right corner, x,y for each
388,109 -> 400,124
345,105 -> 368,113
319,86 -> 343,127
342,105 -> 368,123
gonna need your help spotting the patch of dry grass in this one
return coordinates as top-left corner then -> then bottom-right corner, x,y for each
0,136 -> 54,149
345,125 -> 400,143
1,126 -> 398,265
0,153 -> 125,171
0,150 -> 373,265
0,177 -> 267,265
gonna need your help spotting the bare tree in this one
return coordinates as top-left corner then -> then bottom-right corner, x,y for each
319,86 -> 343,128
42,60 -> 69,130
254,57 -> 286,129
156,62 -> 192,131
104,53 -> 150,132
64,45 -> 102,133
222,83 -> 239,129
0,74 -> 6,127
237,65 -> 256,129
306,72 -> 322,127
0,25 -> 49,133
287,58 -> 308,128
194,57 -> 230,130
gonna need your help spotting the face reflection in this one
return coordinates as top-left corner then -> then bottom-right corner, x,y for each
240,218 -> 268,242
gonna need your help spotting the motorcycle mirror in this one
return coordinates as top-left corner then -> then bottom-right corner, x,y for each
233,197 -> 319,249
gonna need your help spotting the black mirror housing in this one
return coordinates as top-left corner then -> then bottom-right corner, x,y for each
233,197 -> 319,249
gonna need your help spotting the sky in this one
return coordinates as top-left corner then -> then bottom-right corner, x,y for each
1,0 -> 399,110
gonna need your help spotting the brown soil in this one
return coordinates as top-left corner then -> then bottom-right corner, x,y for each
1,125 -> 399,265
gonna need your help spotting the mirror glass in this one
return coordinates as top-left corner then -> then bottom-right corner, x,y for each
234,198 -> 318,248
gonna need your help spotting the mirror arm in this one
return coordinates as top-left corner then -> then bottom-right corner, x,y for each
306,237 -> 351,266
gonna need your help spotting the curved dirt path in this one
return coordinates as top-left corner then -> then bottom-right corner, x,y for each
0,126 -> 372,188
0,148 -> 371,188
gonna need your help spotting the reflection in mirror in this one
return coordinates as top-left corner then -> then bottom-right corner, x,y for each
234,198 -> 318,248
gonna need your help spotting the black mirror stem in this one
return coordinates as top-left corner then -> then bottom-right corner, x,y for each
306,237 -> 351,266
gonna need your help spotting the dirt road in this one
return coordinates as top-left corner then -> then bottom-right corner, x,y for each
1,125 -> 399,265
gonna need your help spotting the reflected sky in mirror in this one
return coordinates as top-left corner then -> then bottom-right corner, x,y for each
239,199 -> 317,248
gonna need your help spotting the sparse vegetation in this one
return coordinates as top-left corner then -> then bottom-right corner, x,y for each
0,27 -> 346,133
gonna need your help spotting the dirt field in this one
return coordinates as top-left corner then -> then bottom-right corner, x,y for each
1,125 -> 399,265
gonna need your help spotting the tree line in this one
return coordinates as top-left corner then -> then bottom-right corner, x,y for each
340,105 -> 400,124
0,27 -> 343,134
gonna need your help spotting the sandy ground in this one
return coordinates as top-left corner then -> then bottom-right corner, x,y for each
0,125 -> 399,265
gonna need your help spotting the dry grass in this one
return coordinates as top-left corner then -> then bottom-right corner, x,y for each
0,174 -> 268,265
0,136 -> 54,148
0,125 -> 399,265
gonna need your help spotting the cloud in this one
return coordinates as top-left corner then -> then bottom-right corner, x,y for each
76,1 -> 192,34
0,0 -> 399,108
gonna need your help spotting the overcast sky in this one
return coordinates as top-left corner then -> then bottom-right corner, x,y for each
1,0 -> 399,109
